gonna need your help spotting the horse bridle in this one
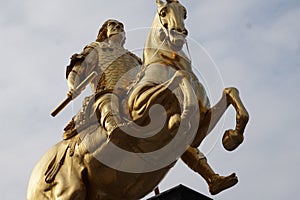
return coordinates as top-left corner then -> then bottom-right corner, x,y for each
156,2 -> 192,63
157,1 -> 188,42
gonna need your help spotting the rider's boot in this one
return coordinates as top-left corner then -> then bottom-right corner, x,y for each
181,147 -> 238,195
96,93 -> 121,136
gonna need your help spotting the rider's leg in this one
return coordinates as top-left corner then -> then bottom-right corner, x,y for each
96,93 -> 120,135
181,147 -> 238,195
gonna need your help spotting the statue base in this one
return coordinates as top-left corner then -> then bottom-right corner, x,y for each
147,184 -> 212,200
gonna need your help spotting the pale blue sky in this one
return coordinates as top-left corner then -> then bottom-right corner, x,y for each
0,0 -> 299,199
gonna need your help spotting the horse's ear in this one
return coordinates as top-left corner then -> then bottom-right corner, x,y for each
156,0 -> 164,7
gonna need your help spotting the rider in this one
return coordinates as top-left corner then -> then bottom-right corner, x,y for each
64,19 -> 141,139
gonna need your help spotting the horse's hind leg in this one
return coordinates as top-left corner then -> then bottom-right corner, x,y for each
191,87 -> 249,151
181,87 -> 248,195
181,147 -> 238,195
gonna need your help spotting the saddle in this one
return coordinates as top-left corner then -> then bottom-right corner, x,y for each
44,135 -> 81,183
45,87 -> 130,183
44,96 -> 98,184
45,90 -> 115,184
44,122 -> 102,184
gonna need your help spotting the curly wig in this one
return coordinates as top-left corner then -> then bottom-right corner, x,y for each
96,19 -> 125,46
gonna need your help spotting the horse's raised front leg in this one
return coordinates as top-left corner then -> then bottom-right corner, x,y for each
221,87 -> 249,151
191,87 -> 249,151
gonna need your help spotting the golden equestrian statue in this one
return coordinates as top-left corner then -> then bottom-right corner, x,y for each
27,1 -> 249,199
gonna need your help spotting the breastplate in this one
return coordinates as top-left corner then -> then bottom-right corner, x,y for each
90,43 -> 141,93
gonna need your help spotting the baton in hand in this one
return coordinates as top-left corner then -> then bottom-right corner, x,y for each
51,71 -> 97,117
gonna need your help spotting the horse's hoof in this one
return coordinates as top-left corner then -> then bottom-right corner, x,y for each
209,173 -> 238,195
222,129 -> 244,151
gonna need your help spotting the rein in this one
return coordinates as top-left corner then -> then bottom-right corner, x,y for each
156,9 -> 191,62
129,6 -> 191,91
157,10 -> 170,38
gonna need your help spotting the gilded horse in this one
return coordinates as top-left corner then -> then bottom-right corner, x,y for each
27,0 -> 249,199
128,0 -> 249,195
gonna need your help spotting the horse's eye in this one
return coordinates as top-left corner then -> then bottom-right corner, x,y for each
160,9 -> 167,17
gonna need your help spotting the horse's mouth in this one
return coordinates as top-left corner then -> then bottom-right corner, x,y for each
169,37 -> 186,51
108,30 -> 124,38
168,30 -> 186,51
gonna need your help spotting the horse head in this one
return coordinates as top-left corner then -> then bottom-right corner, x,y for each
156,0 -> 188,51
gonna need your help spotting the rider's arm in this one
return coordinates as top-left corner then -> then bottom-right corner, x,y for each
66,43 -> 98,91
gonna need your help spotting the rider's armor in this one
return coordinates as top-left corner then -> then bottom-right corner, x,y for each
92,42 -> 141,94
64,41 -> 141,139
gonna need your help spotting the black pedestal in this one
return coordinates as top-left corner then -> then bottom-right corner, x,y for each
147,184 -> 213,200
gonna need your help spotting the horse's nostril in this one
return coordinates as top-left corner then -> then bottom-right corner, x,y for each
170,28 -> 188,36
183,29 -> 188,36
